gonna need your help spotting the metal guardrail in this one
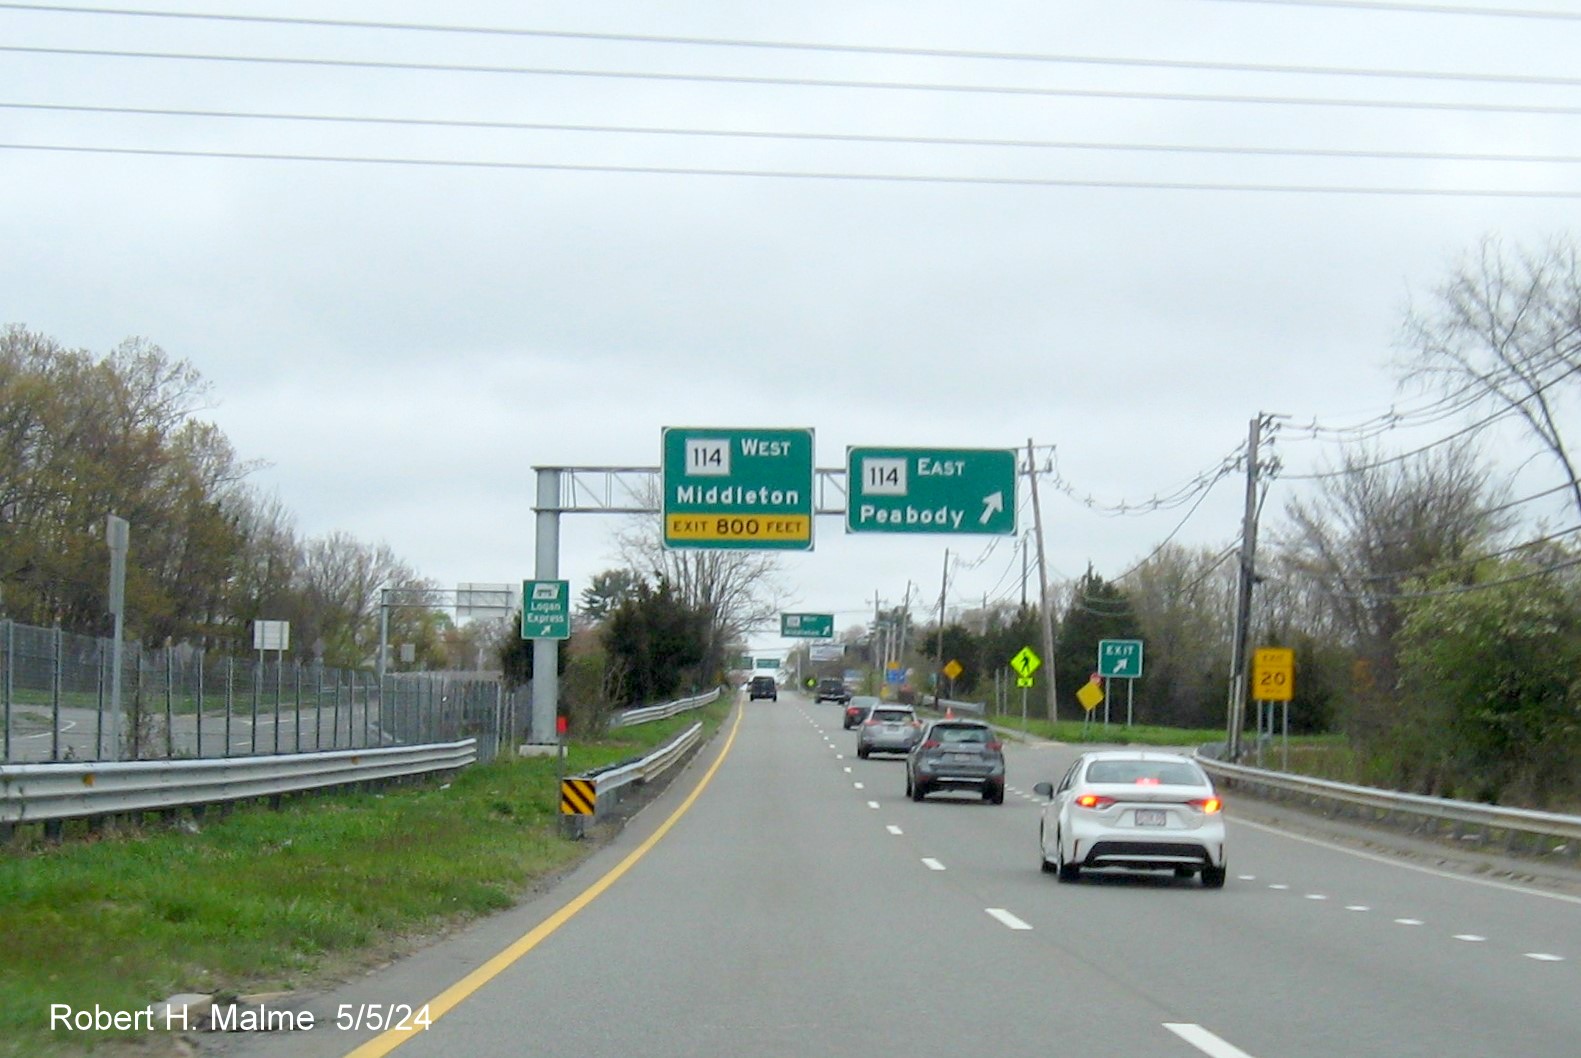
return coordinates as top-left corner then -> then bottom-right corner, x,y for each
566,721 -> 705,825
1,740 -> 477,825
615,687 -> 722,727
1195,753 -> 1581,855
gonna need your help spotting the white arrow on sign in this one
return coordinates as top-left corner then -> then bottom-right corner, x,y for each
1114,658 -> 1131,673
980,491 -> 1004,525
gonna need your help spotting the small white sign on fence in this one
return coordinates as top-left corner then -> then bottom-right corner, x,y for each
252,620 -> 290,652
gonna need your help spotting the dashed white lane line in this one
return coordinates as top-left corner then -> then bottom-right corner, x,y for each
867,801 -> 880,809
922,858 -> 946,871
1237,874 -> 1257,882
1394,918 -> 1424,926
1525,953 -> 1566,962
1268,884 -> 1289,891
1454,935 -> 1487,943
886,825 -> 903,835
1164,1023 -> 1258,1058
1304,894 -> 1328,901
985,908 -> 1033,931
843,767 -> 852,773
853,782 -> 865,790
1344,905 -> 1371,912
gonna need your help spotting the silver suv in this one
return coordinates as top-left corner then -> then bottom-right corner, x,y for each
856,705 -> 921,759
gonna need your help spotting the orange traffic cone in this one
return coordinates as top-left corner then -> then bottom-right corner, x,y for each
945,707 -> 955,719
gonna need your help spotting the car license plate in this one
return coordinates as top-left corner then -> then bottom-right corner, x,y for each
947,752 -> 974,762
1135,809 -> 1167,827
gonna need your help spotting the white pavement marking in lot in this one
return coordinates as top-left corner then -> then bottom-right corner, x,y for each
921,858 -> 946,871
985,908 -> 1033,931
1164,1022 -> 1260,1058
886,825 -> 903,835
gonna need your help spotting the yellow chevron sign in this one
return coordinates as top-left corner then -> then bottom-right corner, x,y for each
559,778 -> 596,816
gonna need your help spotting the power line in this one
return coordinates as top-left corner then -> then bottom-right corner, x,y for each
9,141 -> 1581,196
3,3 -> 1577,87
10,100 -> 1581,168
1202,0 -> 1581,22
1280,360 -> 1581,479
1302,551 -> 1581,601
7,45 -> 1581,119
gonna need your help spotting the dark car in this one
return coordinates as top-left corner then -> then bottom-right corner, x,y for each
842,695 -> 878,729
748,676 -> 778,701
815,678 -> 851,705
906,719 -> 1005,804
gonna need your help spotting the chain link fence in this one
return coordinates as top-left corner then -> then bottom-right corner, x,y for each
0,619 -> 511,764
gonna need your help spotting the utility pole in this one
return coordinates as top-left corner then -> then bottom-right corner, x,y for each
1226,415 -> 1265,761
935,550 -> 948,709
1026,439 -> 1059,723
898,581 -> 912,663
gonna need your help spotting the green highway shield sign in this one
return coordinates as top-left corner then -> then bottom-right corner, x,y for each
781,613 -> 834,638
1097,638 -> 1144,678
521,580 -> 571,640
846,447 -> 1016,535
662,427 -> 815,550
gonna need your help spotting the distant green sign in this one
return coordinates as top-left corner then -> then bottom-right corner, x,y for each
846,447 -> 1016,535
781,613 -> 834,638
755,657 -> 781,670
735,654 -> 754,670
661,427 -> 815,550
521,580 -> 571,640
1097,639 -> 1144,678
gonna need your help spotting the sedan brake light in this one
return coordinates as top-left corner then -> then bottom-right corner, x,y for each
921,739 -> 940,750
1189,797 -> 1223,814
864,717 -> 879,726
986,741 -> 1003,752
1075,794 -> 1115,810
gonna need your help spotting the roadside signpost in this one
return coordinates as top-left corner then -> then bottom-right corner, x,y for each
661,427 -> 815,550
1097,639 -> 1144,726
781,613 -> 834,638
1253,647 -> 1296,768
520,580 -> 571,640
846,447 -> 1016,535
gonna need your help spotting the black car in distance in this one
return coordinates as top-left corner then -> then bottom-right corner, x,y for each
748,676 -> 778,701
815,678 -> 851,704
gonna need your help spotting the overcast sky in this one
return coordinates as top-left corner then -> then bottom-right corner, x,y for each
4,0 -> 1578,653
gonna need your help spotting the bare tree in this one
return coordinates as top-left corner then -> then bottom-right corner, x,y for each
1399,235 -> 1581,518
613,484 -> 791,678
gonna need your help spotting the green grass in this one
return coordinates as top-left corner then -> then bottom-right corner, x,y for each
0,695 -> 731,1057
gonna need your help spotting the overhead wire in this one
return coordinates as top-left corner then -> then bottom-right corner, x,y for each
7,44 -> 1581,119
9,101 -> 1581,169
1200,0 -> 1581,22
2,3 -> 1578,88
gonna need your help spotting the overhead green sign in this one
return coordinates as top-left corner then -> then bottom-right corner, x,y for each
1097,638 -> 1144,678
780,613 -> 834,638
521,580 -> 571,640
846,447 -> 1016,535
662,427 -> 815,550
755,657 -> 781,670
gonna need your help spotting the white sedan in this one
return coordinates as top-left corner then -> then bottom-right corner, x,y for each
1034,750 -> 1228,888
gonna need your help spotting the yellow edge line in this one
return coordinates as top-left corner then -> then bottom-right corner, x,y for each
343,703 -> 744,1057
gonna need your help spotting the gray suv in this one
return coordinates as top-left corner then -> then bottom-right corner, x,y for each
906,719 -> 1005,804
856,705 -> 921,759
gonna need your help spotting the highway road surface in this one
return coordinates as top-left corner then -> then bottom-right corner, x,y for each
215,691 -> 1578,1058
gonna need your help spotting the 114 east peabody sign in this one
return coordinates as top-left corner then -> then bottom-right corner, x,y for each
661,427 -> 815,550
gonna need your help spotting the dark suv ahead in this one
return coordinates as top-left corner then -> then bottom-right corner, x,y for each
748,676 -> 778,701
815,678 -> 851,705
906,719 -> 1005,804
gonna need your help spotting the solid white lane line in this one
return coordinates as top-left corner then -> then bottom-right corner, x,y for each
1453,934 -> 1487,942
1164,1023 -> 1258,1058
922,858 -> 946,871
1232,815 -> 1581,907
1525,953 -> 1566,962
985,908 -> 1033,931
886,825 -> 903,835
867,801 -> 880,809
